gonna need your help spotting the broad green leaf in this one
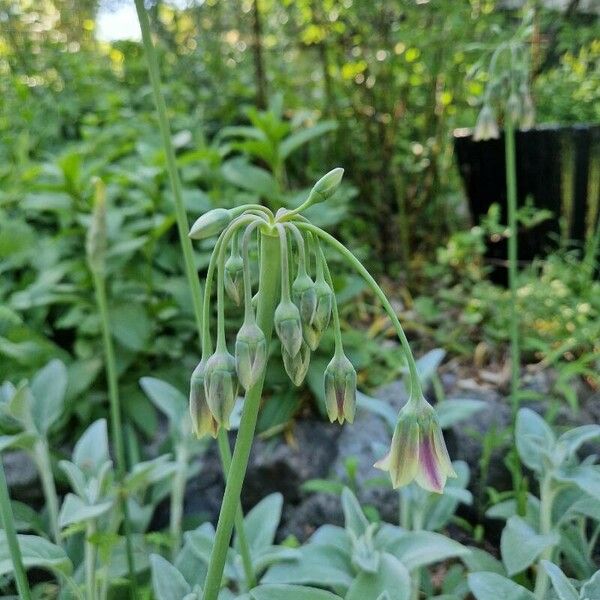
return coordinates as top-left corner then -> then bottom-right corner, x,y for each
309,525 -> 351,554
0,532 -> 72,577
240,493 -> 283,555
386,531 -> 470,570
515,408 -> 555,473
581,570 -> 600,600
435,399 -> 486,429
249,584 -> 343,600
73,419 -> 109,475
58,494 -> 113,529
540,561 -> 578,600
253,547 -> 300,574
556,465 -> 600,501
139,377 -> 187,428
468,572 -> 535,600
30,359 -> 67,434
150,554 -> 191,600
556,425 -> 600,458
345,552 -> 410,600
0,432 -> 37,452
110,303 -> 151,351
463,548 -> 505,575
341,487 -> 369,538
500,516 -> 559,576
279,121 -> 338,160
222,158 -> 278,200
58,460 -> 88,497
416,348 -> 446,385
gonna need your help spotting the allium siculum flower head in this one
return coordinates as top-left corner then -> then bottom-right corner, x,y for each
283,342 -> 311,386
203,350 -> 239,430
375,396 -> 456,493
473,105 -> 499,141
274,299 -> 303,358
189,208 -> 232,240
189,359 -> 219,438
324,352 -> 357,424
224,252 -> 244,306
235,321 -> 267,390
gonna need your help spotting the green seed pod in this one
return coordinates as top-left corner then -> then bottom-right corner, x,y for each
204,350 -> 239,429
324,353 -> 357,424
306,168 -> 344,207
189,208 -> 232,240
274,299 -> 303,357
283,343 -> 311,387
189,359 -> 219,439
225,253 -> 244,306
235,321 -> 267,390
292,273 -> 317,325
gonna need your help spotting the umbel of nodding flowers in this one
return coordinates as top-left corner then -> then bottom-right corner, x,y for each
188,169 -> 454,493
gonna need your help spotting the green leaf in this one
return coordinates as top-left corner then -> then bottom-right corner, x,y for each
0,432 -> 37,452
463,548 -> 505,575
385,531 -> 470,570
540,561 -> 578,600
435,399 -> 486,429
58,460 -> 88,497
345,552 -> 410,600
0,532 -> 72,578
30,359 -> 67,433
556,425 -> 600,458
58,494 -> 113,529
279,121 -> 338,160
222,158 -> 279,200
581,570 -> 600,600
140,377 -> 187,430
341,487 -> 369,538
468,572 -> 535,600
72,419 -> 110,475
515,408 -> 555,473
150,554 -> 191,600
416,348 -> 445,385
500,516 -> 559,576
248,584 -> 342,600
241,493 -> 283,555
110,303 -> 151,351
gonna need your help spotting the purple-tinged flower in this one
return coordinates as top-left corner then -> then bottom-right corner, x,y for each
189,360 -> 219,438
324,353 -> 356,424
375,397 -> 456,493
473,105 -> 499,141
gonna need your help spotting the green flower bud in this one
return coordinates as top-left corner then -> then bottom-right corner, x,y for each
473,105 -> 499,142
292,273 -> 317,325
225,253 -> 244,306
375,396 -> 456,493
274,300 -> 303,357
189,359 -> 219,439
506,92 -> 521,124
283,343 -> 311,387
235,321 -> 267,390
324,353 -> 357,424
189,208 -> 232,240
204,350 -> 239,429
306,168 -> 344,207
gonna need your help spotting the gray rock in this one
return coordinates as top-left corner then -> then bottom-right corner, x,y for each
2,450 -> 42,504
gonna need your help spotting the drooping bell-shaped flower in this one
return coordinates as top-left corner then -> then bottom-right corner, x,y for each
520,90 -> 535,130
189,359 -> 219,438
506,92 -> 522,124
375,397 -> 456,493
235,321 -> 267,390
274,299 -> 303,358
189,208 -> 232,240
473,105 -> 499,141
313,278 -> 333,333
283,343 -> 311,387
324,352 -> 357,424
225,252 -> 244,306
292,272 -> 317,326
204,350 -> 239,430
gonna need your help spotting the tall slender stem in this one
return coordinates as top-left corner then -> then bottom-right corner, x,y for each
134,0 -> 204,339
85,521 -> 97,600
32,438 -> 60,544
0,459 -> 32,600
534,475 -> 555,598
505,119 -> 524,511
91,271 -> 137,598
296,223 -> 423,398
203,231 -> 281,600
169,444 -> 188,560
134,2 -> 255,573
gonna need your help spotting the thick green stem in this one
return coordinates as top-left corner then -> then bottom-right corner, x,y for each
0,459 -> 32,600
91,271 -> 137,597
534,475 -> 555,598
216,434 -> 256,590
134,0 -> 204,339
505,119 -> 524,510
202,231 -> 281,600
33,438 -> 60,544
170,444 -> 189,560
296,223 -> 423,398
85,521 -> 97,600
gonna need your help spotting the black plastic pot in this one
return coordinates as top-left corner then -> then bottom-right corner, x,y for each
454,123 -> 600,284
